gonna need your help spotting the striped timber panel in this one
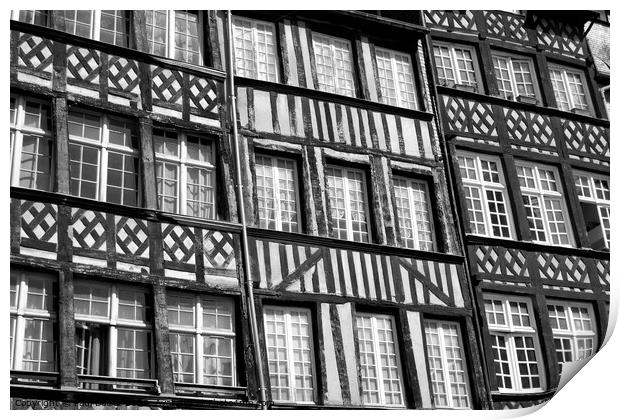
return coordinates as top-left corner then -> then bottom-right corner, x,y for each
237,86 -> 435,160
249,238 -> 464,307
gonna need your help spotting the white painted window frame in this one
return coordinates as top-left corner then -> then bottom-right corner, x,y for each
167,292 -> 236,386
515,160 -> 574,247
153,128 -> 216,219
392,176 -> 435,251
10,270 -> 57,372
491,52 -> 540,102
145,10 -> 204,65
483,294 -> 546,394
254,154 -> 302,233
546,300 -> 597,366
432,41 -> 483,92
548,64 -> 594,114
355,312 -> 406,407
232,15 -> 279,82
424,320 -> 471,409
311,32 -> 357,97
68,108 -> 141,206
457,151 -> 515,239
73,280 -> 153,379
573,170 -> 610,249
263,306 -> 317,405
10,94 -> 54,192
374,46 -> 418,109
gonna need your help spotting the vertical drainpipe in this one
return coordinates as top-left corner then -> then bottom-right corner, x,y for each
419,12 -> 493,408
223,10 -> 268,410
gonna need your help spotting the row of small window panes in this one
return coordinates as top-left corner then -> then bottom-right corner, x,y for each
432,42 -> 594,114
10,270 -> 473,408
483,294 -> 598,393
456,150 -> 610,250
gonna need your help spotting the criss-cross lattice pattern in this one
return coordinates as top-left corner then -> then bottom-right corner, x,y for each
533,17 -> 586,58
17,33 -> 53,74
537,254 -> 589,284
71,209 -> 107,251
20,200 -> 57,245
562,119 -> 609,159
162,224 -> 196,264
596,260 -> 610,289
151,66 -> 183,104
442,96 -> 497,138
107,55 -> 140,94
188,75 -> 219,114
474,246 -> 529,278
504,109 -> 555,149
203,230 -> 235,270
483,11 -> 529,44
423,10 -> 477,32
66,46 -> 101,83
115,216 -> 149,258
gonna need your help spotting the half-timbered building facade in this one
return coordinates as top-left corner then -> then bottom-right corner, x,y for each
424,10 -> 610,409
9,9 -> 610,410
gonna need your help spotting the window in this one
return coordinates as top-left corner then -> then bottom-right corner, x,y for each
326,166 -> 371,242
59,10 -> 130,47
312,33 -> 356,97
547,301 -> 597,367
492,53 -> 538,102
10,270 -> 57,373
13,10 -> 49,26
484,295 -> 545,393
254,155 -> 301,232
574,172 -> 610,249
154,128 -> 216,218
375,47 -> 417,109
433,43 -> 480,91
68,109 -> 140,206
232,16 -> 278,82
145,10 -> 202,65
167,293 -> 236,386
74,281 -> 153,381
264,306 -> 316,404
515,161 -> 573,246
10,95 -> 53,191
393,177 -> 434,250
424,320 -> 471,409
457,152 -> 514,238
356,313 -> 405,407
549,65 -> 592,114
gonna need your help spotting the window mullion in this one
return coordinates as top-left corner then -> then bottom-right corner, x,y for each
407,182 -> 420,248
99,117 -> 109,202
343,173 -> 353,240
506,335 -> 520,392
13,315 -> 26,370
179,135 -> 188,215
92,10 -> 101,41
285,311 -> 297,402
272,163 -> 282,231
167,11 -> 175,59
196,298 -> 204,385
370,317 -> 386,406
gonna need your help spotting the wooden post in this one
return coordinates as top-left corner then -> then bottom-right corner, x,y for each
152,281 -> 174,394
138,118 -> 158,210
58,270 -> 77,389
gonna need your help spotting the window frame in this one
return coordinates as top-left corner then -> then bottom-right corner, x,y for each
491,51 -> 541,103
68,107 -> 142,207
355,312 -> 406,407
57,10 -> 131,47
73,280 -> 154,380
373,46 -> 418,109
392,175 -> 436,251
424,319 -> 472,409
515,160 -> 574,247
11,10 -> 50,26
311,31 -> 357,97
10,94 -> 54,192
167,291 -> 237,387
325,164 -> 373,243
153,127 -> 217,219
263,305 -> 318,405
231,15 -> 280,82
548,64 -> 594,114
432,41 -> 483,93
573,171 -> 610,249
456,151 -> 515,239
254,153 -> 303,233
546,300 -> 598,367
483,294 -> 546,394
145,10 -> 204,65
10,270 -> 57,373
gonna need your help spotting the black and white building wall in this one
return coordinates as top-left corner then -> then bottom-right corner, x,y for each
8,9 -> 610,410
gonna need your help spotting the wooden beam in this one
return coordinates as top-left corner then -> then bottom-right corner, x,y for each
58,270 -> 77,389
137,117 -> 158,210
151,281 -> 174,394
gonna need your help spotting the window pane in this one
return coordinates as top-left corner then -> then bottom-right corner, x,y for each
313,34 -> 355,97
